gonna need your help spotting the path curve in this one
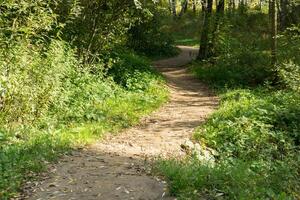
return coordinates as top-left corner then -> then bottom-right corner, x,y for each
26,46 -> 218,200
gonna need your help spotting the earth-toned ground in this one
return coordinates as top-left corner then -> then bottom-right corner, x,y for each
26,46 -> 218,200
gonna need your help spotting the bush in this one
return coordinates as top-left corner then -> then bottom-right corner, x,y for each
107,51 -> 162,91
191,49 -> 271,89
277,25 -> 300,92
157,89 -> 300,199
0,40 -> 75,125
195,89 -> 300,160
0,39 -> 168,199
0,44 -> 168,198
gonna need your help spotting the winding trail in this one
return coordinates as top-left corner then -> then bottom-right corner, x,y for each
27,46 -> 218,200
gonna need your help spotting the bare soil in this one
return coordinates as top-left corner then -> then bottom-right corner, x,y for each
26,46 -> 218,200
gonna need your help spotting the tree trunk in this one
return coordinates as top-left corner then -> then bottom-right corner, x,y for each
291,3 -> 300,24
168,0 -> 172,13
259,0 -> 263,10
240,0 -> 246,13
201,0 -> 206,11
171,0 -> 177,18
279,0 -> 288,30
270,0 -> 277,66
229,0 -> 234,12
197,0 -> 213,60
233,0 -> 236,10
192,0 -> 197,13
210,0 -> 225,56
179,0 -> 189,17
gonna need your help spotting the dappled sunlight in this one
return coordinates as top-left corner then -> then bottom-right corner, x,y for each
26,47 -> 218,200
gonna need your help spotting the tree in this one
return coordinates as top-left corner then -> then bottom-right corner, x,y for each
229,0 -> 236,12
197,0 -> 213,60
192,0 -> 197,12
171,0 -> 177,18
270,0 -> 277,66
279,0 -> 288,30
179,0 -> 189,18
210,0 -> 225,56
201,0 -> 207,11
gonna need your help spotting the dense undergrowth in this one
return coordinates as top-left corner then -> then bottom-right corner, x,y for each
0,1 -> 174,199
158,89 -> 300,199
157,9 -> 300,200
0,42 -> 168,199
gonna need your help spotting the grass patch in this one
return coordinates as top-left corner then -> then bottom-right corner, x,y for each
1,88 -> 168,199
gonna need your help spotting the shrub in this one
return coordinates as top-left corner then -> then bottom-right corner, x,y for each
277,25 -> 300,92
195,89 -> 300,161
157,89 -> 300,200
191,49 -> 271,89
0,40 -> 74,125
107,51 -> 163,91
0,44 -> 168,198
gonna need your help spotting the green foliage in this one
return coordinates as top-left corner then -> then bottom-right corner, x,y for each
55,0 -> 138,61
195,89 -> 300,160
0,40 -> 73,124
0,45 -> 168,198
157,89 -> 300,199
277,25 -> 300,92
191,49 -> 270,88
160,10 -> 202,47
278,61 -> 300,92
0,0 -> 57,41
156,7 -> 300,200
108,51 -> 162,91
157,156 -> 299,200
127,6 -> 178,57
0,0 -> 173,198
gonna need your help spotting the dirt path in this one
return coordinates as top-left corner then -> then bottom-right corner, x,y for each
26,46 -> 218,200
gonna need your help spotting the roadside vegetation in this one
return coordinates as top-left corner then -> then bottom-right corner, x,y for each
156,1 -> 300,199
0,1 -> 175,198
1,0 -> 299,199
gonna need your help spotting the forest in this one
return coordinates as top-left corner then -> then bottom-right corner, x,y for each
0,0 -> 299,199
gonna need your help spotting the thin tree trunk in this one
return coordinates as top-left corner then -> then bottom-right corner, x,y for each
179,0 -> 189,17
229,0 -> 233,12
210,0 -> 225,56
240,0 -> 246,13
291,3 -> 300,24
270,0 -> 277,66
192,0 -> 197,13
201,0 -> 206,11
259,0 -> 263,10
172,0 -> 177,18
168,0 -> 172,13
279,0 -> 288,30
197,0 -> 213,60
233,0 -> 236,10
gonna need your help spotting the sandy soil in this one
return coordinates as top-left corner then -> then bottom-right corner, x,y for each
25,46 -> 218,200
